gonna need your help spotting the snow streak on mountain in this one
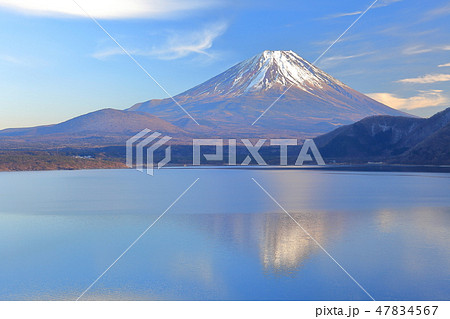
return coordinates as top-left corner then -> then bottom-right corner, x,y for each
184,50 -> 347,96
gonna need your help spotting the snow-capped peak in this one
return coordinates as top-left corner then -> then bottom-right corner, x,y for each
181,50 -> 347,97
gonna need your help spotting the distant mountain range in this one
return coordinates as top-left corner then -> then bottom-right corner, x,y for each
0,50 -> 408,147
0,109 -> 190,147
315,107 -> 450,165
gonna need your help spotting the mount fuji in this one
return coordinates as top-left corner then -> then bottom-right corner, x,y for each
129,50 -> 408,137
0,50 -> 410,146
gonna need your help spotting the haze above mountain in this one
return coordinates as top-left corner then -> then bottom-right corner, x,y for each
0,50 -> 409,145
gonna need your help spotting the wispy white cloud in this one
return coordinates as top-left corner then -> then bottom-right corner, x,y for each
0,54 -> 23,64
328,11 -> 363,19
424,3 -> 450,20
317,52 -> 374,68
402,46 -> 433,55
91,47 -> 122,60
367,90 -> 448,110
325,0 -> 403,19
438,63 -> 450,68
312,33 -> 362,47
0,0 -> 221,19
373,0 -> 403,8
402,44 -> 450,55
92,22 -> 228,60
397,74 -> 450,84
152,22 -> 228,60
320,52 -> 373,63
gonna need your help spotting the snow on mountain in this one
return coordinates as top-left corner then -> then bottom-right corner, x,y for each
182,50 -> 347,97
128,49 -> 411,137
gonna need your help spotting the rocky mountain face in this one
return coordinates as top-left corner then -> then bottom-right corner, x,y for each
314,107 -> 450,164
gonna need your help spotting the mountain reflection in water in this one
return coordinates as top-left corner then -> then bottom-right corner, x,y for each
176,211 -> 346,277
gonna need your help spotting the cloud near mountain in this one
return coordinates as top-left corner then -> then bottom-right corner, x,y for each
92,21 -> 228,60
324,0 -> 403,19
397,73 -> 450,84
367,90 -> 448,110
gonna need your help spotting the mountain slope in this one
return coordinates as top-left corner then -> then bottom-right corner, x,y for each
395,120 -> 450,165
130,50 -> 408,136
314,107 -> 450,164
0,109 -> 188,147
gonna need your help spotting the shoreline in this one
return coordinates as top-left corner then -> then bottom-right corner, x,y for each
1,164 -> 450,174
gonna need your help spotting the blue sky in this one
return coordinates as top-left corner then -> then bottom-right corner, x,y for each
0,0 -> 449,129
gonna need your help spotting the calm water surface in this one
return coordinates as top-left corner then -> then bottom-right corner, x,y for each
0,168 -> 449,300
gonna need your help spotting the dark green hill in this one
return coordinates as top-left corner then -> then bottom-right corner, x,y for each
314,108 -> 450,164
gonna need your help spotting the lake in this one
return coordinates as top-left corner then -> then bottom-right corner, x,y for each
0,168 -> 449,300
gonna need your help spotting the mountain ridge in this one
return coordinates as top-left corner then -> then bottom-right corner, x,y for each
314,107 -> 450,164
0,109 -> 192,147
